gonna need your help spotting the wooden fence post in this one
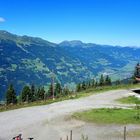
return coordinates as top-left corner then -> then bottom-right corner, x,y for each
124,126 -> 126,140
70,130 -> 72,140
67,135 -> 68,140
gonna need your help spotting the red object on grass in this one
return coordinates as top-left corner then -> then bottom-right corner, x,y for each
15,135 -> 21,140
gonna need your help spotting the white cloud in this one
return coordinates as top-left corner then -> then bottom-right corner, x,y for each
0,17 -> 5,22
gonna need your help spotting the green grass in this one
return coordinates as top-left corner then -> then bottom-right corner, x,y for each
117,96 -> 140,104
73,108 -> 140,124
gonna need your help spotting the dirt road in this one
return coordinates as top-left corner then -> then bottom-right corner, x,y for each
0,89 -> 138,140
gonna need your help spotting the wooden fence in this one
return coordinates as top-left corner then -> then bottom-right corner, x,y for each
60,126 -> 127,140
12,126 -> 128,140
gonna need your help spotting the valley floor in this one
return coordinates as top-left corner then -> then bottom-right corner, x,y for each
0,89 -> 139,140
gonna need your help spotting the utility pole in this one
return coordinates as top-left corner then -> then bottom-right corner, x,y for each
51,70 -> 55,100
26,94 -> 29,103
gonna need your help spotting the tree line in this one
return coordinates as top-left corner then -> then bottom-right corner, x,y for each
5,74 -> 112,105
5,82 -> 72,105
76,74 -> 112,92
5,64 -> 139,106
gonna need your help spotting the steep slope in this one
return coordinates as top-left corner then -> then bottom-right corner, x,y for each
0,31 -> 92,99
59,41 -> 140,79
0,30 -> 140,99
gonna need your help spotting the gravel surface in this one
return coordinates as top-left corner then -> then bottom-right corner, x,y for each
0,89 -> 139,140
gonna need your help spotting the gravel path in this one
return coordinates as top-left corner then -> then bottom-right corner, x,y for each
0,89 -> 138,140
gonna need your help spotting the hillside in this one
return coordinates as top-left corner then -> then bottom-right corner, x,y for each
0,30 -> 140,99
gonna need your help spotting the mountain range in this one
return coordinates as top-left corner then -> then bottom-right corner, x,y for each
0,30 -> 140,99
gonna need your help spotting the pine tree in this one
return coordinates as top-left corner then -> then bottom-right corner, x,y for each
63,87 -> 70,96
105,75 -> 112,86
76,83 -> 81,92
35,87 -> 41,100
134,62 -> 140,83
6,84 -> 17,105
21,85 -> 31,102
48,83 -> 53,97
55,82 -> 62,96
134,63 -> 139,76
99,74 -> 104,86
91,79 -> 95,87
30,84 -> 35,102
95,80 -> 98,87
108,77 -> 112,85
38,87 -> 45,100
87,81 -> 91,89
115,79 -> 121,85
82,81 -> 86,90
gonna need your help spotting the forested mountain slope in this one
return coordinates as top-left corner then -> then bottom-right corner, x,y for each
0,30 -> 140,99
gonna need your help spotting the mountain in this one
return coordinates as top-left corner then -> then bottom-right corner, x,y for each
0,30 -> 140,99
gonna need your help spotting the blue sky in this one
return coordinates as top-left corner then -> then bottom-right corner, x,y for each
0,0 -> 140,46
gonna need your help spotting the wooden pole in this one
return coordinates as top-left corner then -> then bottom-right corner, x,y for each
26,94 -> 29,103
51,71 -> 55,100
70,130 -> 72,140
124,126 -> 126,140
67,135 -> 68,140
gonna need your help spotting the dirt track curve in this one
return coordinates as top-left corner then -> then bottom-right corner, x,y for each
0,89 -> 139,140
